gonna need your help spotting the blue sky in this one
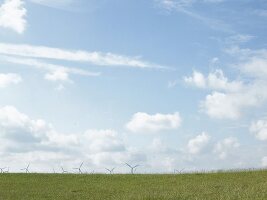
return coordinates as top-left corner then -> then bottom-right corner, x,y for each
0,0 -> 267,173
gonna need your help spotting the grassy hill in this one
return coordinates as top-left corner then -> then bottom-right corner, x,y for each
0,170 -> 267,200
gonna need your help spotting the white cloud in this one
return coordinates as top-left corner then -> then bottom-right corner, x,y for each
126,112 -> 182,133
44,69 -> 70,82
200,81 -> 267,120
0,106 -> 50,149
1,55 -> 100,82
0,73 -> 22,88
197,46 -> 267,119
250,119 -> 267,141
0,106 -> 144,172
262,157 -> 267,167
214,137 -> 240,159
201,92 -> 243,120
187,132 -> 210,154
207,70 -> 243,92
225,46 -> 267,78
184,69 -> 243,92
185,61 -> 267,119
241,57 -> 267,79
0,43 -> 165,69
0,0 -> 26,33
184,70 -> 206,88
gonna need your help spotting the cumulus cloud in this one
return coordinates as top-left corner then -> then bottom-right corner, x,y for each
0,73 -> 22,88
187,132 -> 210,154
126,112 -> 182,133
0,43 -> 165,69
184,69 -> 243,92
201,79 -> 267,120
201,92 -> 247,120
0,0 -> 26,33
198,46 -> 267,119
225,46 -> 267,78
250,119 -> 267,141
184,70 -> 206,88
0,105 -> 51,152
0,105 -> 145,172
184,60 -> 267,119
241,56 -> 267,79
214,137 -> 240,159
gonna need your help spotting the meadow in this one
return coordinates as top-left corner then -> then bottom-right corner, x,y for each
0,170 -> 267,200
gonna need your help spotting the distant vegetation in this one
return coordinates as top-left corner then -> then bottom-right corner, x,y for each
0,170 -> 267,200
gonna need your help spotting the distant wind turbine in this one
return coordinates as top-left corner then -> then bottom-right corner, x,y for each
73,162 -> 84,174
105,167 -> 115,174
21,164 -> 30,173
174,168 -> 185,174
0,167 -> 6,173
125,163 -> 139,174
4,167 -> 9,173
61,167 -> 68,173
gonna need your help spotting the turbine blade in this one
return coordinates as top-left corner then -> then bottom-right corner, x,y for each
80,162 -> 83,168
125,163 -> 131,168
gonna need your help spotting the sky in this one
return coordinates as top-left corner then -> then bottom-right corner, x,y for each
0,0 -> 267,173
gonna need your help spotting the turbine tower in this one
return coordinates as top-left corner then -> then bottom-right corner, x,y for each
125,163 -> 139,174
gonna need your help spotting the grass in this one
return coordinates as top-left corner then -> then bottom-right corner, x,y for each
0,170 -> 267,200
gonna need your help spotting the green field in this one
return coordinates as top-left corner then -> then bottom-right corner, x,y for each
0,170 -> 267,200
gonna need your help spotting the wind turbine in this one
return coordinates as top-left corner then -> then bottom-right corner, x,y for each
21,164 -> 30,173
61,167 -> 68,173
73,162 -> 83,174
4,167 -> 9,173
125,163 -> 139,174
105,167 -> 115,174
0,167 -> 6,173
174,168 -> 185,174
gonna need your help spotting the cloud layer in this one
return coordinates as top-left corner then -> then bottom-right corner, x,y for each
0,43 -> 163,69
